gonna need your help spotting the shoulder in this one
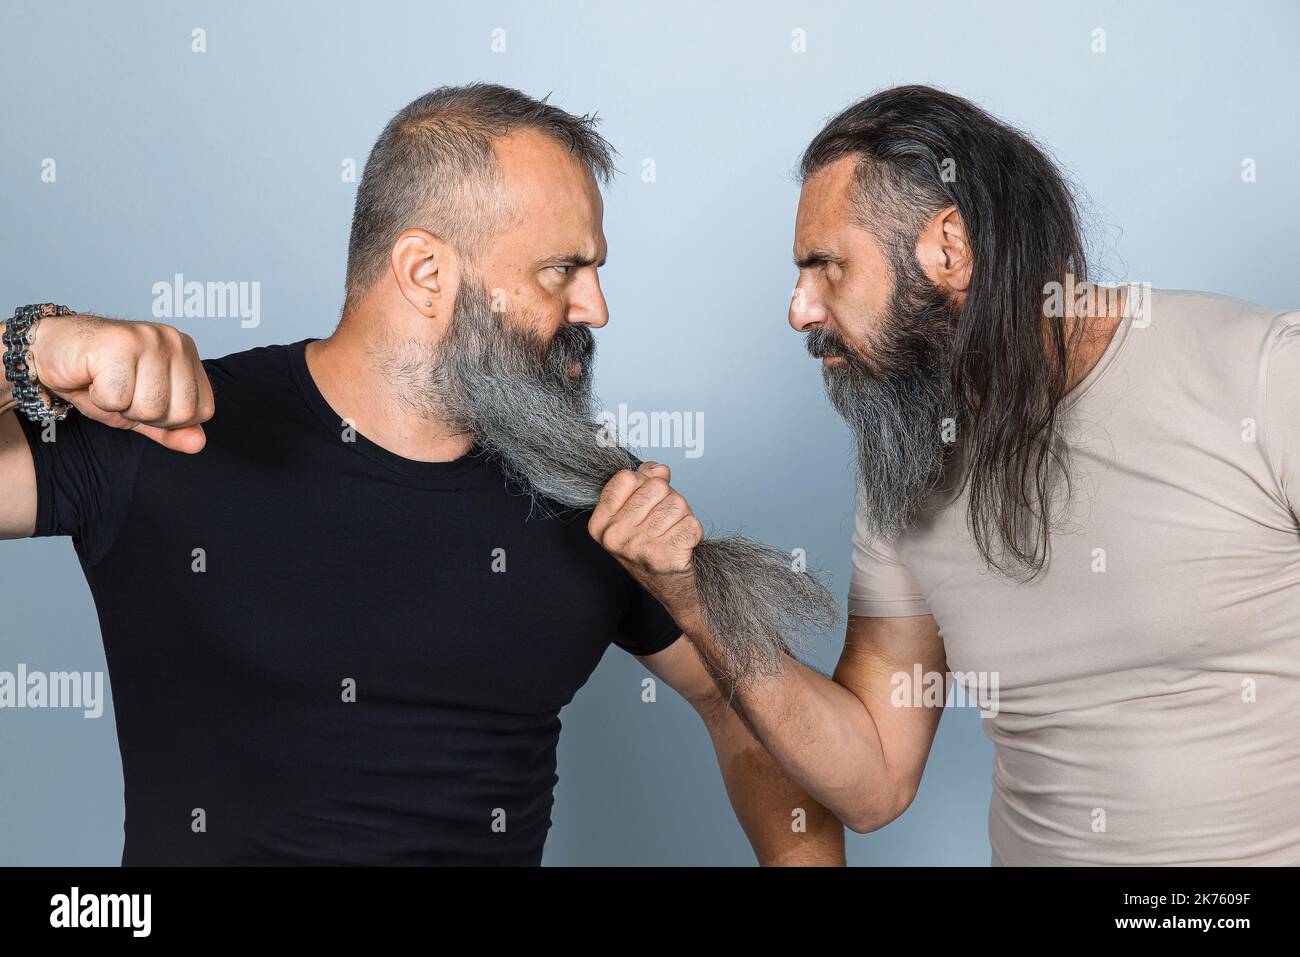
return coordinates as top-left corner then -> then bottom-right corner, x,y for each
1144,287 -> 1293,346
202,341 -> 299,387
200,341 -> 308,415
1134,288 -> 1297,392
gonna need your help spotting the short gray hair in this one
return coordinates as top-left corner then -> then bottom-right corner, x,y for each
345,82 -> 617,304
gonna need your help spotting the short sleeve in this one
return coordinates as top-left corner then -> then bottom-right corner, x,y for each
1262,311 -> 1300,519
16,410 -> 147,565
848,505 -> 932,618
612,578 -> 682,657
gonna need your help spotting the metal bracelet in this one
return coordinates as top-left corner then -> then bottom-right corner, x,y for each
3,303 -> 74,422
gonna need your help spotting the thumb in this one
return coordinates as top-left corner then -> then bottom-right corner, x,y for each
129,422 -> 207,454
637,460 -> 672,482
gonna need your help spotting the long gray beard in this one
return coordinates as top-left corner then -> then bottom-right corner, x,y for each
812,268 -> 961,541
426,281 -> 837,686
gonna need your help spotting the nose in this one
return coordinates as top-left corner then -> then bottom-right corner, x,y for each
566,271 -> 609,329
788,279 -> 829,332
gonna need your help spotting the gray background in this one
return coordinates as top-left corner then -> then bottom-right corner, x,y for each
2,0 -> 1297,865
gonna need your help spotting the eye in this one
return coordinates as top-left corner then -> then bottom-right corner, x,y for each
548,264 -> 572,276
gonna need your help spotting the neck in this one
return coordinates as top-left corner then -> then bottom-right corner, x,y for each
305,304 -> 473,463
1062,283 -> 1126,393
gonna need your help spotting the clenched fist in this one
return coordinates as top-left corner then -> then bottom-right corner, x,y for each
27,314 -> 214,453
588,462 -> 705,616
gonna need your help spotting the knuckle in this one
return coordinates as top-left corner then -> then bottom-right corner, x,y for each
602,525 -> 631,552
630,477 -> 669,506
101,324 -> 138,356
669,525 -> 699,550
173,397 -> 198,423
134,382 -> 170,420
648,500 -> 683,531
178,371 -> 201,403
602,469 -> 637,500
94,368 -> 133,409
133,399 -> 166,422
125,330 -> 160,363
144,324 -> 174,356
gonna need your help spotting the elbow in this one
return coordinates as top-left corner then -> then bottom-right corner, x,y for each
842,814 -> 883,836
841,810 -> 893,835
839,780 -> 918,834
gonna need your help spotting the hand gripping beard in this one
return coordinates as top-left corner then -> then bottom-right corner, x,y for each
808,260 -> 962,541
430,280 -> 837,686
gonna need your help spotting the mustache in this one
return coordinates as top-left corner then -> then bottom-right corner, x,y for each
543,323 -> 595,374
804,326 -> 855,361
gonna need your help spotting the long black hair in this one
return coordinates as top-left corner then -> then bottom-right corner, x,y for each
801,85 -> 1090,578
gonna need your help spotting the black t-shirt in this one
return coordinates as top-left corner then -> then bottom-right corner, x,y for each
19,340 -> 681,866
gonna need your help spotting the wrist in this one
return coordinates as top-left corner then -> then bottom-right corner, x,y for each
650,571 -> 709,638
23,311 -> 60,387
3,304 -> 75,421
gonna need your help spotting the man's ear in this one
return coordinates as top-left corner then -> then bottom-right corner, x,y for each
917,205 -> 971,295
390,228 -> 462,318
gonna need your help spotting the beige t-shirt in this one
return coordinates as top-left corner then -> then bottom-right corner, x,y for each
848,288 -> 1300,865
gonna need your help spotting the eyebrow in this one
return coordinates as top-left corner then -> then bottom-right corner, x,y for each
794,248 -> 842,269
541,252 -> 607,269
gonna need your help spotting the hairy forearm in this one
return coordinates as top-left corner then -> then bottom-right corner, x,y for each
680,608 -> 902,832
704,699 -> 845,865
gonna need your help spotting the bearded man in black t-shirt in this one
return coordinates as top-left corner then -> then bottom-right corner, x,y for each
0,84 -> 844,865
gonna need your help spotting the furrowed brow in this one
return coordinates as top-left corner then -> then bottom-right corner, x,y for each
542,252 -> 606,269
794,248 -> 840,269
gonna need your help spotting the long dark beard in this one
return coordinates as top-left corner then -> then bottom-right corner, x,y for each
428,281 -> 837,686
809,260 -> 961,540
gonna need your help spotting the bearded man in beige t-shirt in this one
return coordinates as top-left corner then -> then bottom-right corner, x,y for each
594,85 -> 1300,865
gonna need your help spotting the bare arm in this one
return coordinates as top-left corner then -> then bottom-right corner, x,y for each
638,635 -> 846,865
702,613 -> 947,833
0,393 -> 37,538
0,313 -> 214,540
589,464 -> 948,833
